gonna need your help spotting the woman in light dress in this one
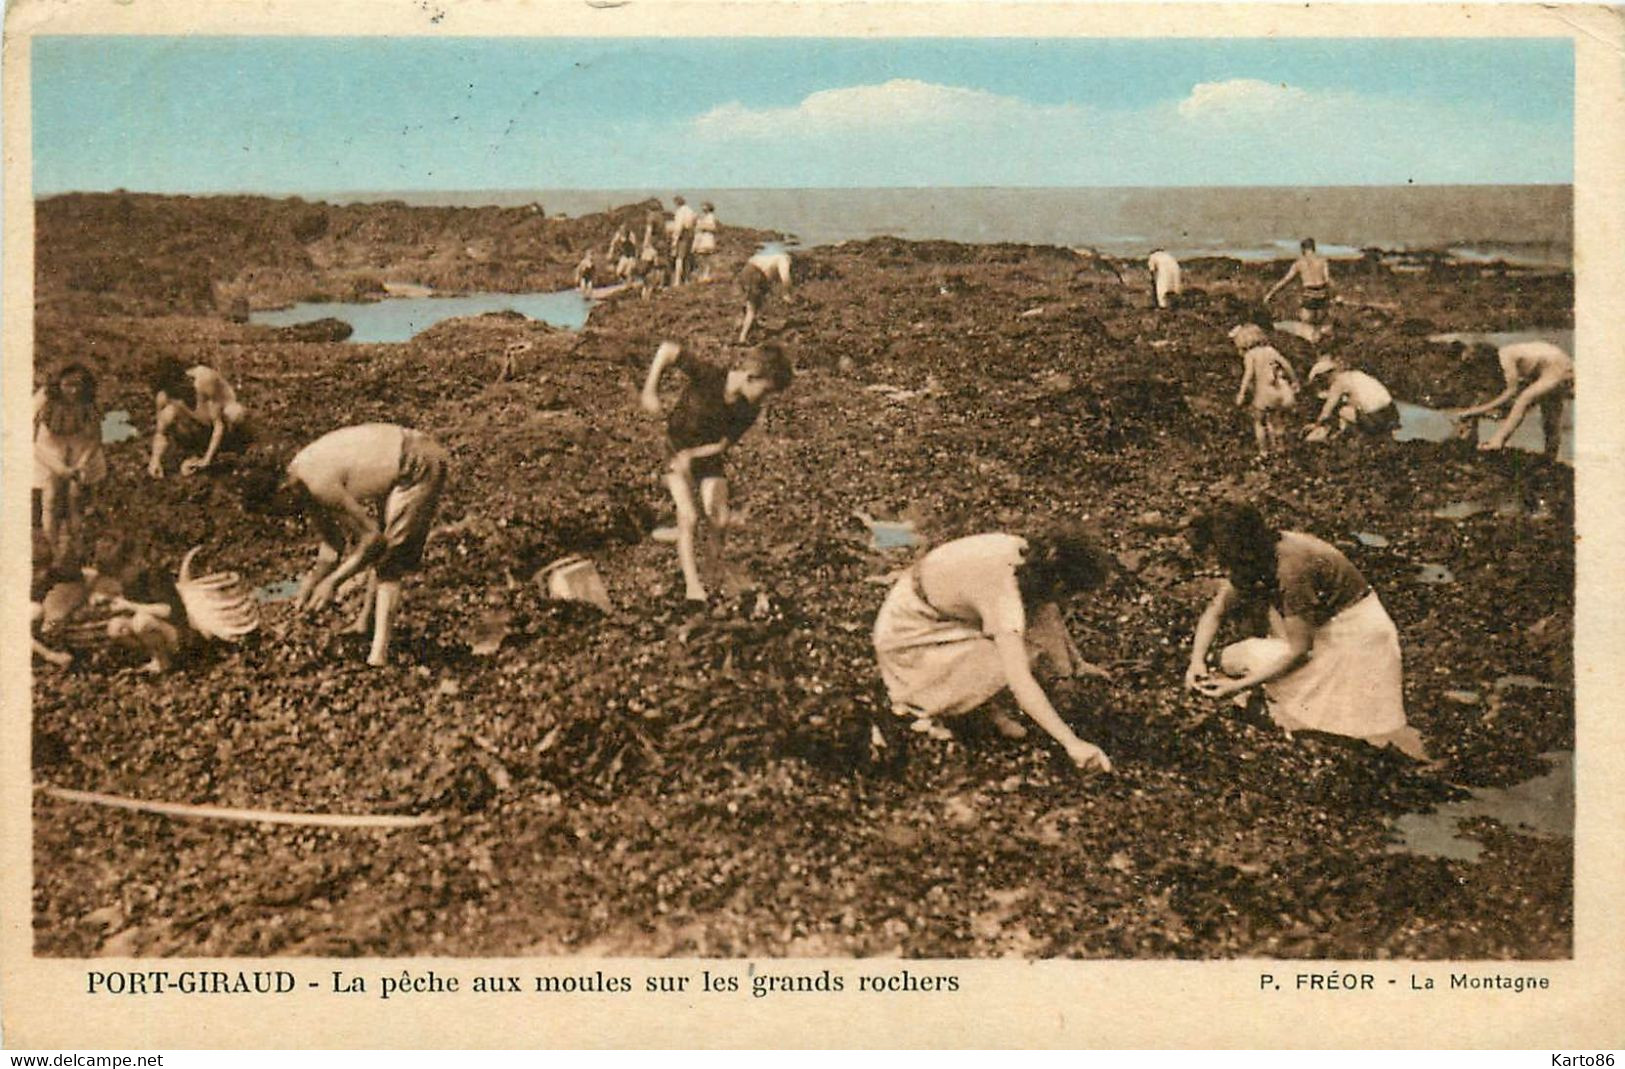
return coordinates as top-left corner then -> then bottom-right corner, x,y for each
872,525 -> 1116,775
1185,503 -> 1426,759
1147,248 -> 1182,310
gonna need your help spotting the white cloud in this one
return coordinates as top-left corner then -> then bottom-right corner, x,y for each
692,79 -> 1082,138
1177,78 -> 1320,120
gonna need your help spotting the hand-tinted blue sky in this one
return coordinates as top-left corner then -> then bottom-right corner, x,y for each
32,36 -> 1573,193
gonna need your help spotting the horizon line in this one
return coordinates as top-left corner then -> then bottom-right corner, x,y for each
35,181 -> 1575,200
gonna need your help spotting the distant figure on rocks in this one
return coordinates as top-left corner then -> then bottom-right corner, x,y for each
1265,238 -> 1333,328
496,339 -> 533,383
635,225 -> 668,300
738,250 -> 793,343
692,202 -> 719,281
669,196 -> 698,286
253,423 -> 449,667
1229,324 -> 1300,455
640,340 -> 793,602
1147,249 -> 1182,310
34,363 -> 106,570
573,250 -> 596,295
1184,503 -> 1426,760
1303,357 -> 1399,441
147,357 -> 250,478
871,527 -> 1115,775
608,225 -> 638,280
1450,340 -> 1573,456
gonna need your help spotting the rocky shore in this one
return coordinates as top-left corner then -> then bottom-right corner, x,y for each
32,193 -> 1572,959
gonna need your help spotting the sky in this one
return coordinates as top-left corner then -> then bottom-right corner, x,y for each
31,36 -> 1573,194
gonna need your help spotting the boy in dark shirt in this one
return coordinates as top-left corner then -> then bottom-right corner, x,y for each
640,340 -> 793,601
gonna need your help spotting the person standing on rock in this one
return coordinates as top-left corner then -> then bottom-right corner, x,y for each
738,249 -> 793,343
871,526 -> 1116,775
692,202 -> 720,282
640,340 -> 793,602
1265,238 -> 1333,328
574,249 -> 596,296
1303,357 -> 1400,441
1147,248 -> 1182,310
669,196 -> 698,286
1184,502 -> 1426,760
147,356 -> 251,478
34,362 -> 107,570
258,423 -> 449,667
635,222 -> 668,300
1229,323 -> 1300,455
1450,340 -> 1573,457
608,225 -> 638,280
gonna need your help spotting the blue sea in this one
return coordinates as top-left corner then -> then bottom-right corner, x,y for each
315,185 -> 1572,267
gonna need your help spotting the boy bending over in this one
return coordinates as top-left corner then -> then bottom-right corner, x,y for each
737,251 -> 793,343
148,357 -> 250,477
1305,357 -> 1400,440
260,424 -> 449,666
640,341 -> 793,602
1451,341 -> 1573,457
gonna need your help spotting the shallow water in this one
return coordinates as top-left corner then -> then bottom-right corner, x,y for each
250,290 -> 591,343
1393,399 -> 1573,464
1272,320 -> 1322,342
100,409 -> 137,444
1431,501 -> 1489,520
1427,329 -> 1573,355
1416,563 -> 1455,585
253,578 -> 302,604
867,520 -> 923,551
1443,246 -> 1569,268
1476,401 -> 1574,463
415,187 -> 1571,265
1388,751 -> 1573,863
1392,401 -> 1464,445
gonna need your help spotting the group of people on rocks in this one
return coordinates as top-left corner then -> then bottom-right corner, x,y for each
31,357 -> 452,672
1154,237 -> 1573,460
31,195 -> 789,676
592,197 -> 723,299
31,213 -> 1571,784
31,356 -> 266,672
636,232 -> 1472,776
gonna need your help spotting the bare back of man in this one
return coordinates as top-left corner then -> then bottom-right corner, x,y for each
1266,239 -> 1334,326
1453,341 -> 1573,454
286,423 -> 448,666
1296,253 -> 1331,289
289,423 -> 410,507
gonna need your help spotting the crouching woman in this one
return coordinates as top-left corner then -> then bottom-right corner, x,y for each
1184,503 -> 1425,759
872,526 -> 1115,775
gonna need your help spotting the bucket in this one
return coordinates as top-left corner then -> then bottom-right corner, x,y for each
538,556 -> 612,612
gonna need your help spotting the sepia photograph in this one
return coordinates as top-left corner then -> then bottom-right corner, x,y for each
4,0 -> 1622,1050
